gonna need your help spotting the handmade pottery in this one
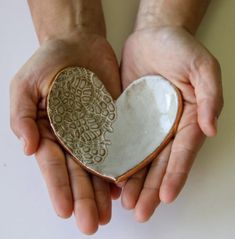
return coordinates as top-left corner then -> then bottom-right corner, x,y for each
47,67 -> 182,183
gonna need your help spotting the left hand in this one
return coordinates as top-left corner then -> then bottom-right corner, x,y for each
120,26 -> 223,222
10,32 -> 122,235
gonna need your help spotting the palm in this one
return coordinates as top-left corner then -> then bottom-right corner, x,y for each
121,27 -> 204,151
120,27 -> 221,222
11,33 -> 121,234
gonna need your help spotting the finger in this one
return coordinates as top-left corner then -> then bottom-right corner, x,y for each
121,168 -> 148,210
193,57 -> 223,136
93,44 -> 121,100
134,142 -> 172,222
160,110 -> 205,203
10,79 -> 40,155
110,183 -> 122,200
117,180 -> 126,188
67,157 -> 99,235
35,139 -> 73,218
92,176 -> 112,225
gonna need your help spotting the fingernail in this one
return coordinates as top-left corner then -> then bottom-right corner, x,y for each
20,137 -> 26,154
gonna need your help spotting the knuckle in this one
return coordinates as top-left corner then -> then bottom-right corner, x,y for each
192,53 -> 221,74
209,55 -> 221,70
165,171 -> 189,181
39,157 -> 64,171
202,54 -> 220,69
171,144 -> 197,155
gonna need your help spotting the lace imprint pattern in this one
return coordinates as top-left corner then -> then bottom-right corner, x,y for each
47,67 -> 116,165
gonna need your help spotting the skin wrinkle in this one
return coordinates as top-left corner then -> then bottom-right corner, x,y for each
150,156 -> 169,169
10,0 -> 224,233
28,0 -> 106,42
136,0 -> 210,34
119,0 -> 224,221
10,0 -> 122,234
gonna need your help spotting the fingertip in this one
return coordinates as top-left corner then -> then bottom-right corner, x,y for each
134,210 -> 149,223
197,97 -> 220,137
97,200 -> 112,226
159,174 -> 187,204
18,120 -> 40,155
92,177 -> 112,226
121,190 -> 136,210
53,193 -> 73,219
134,188 -> 161,223
199,118 -> 217,137
20,136 -> 36,156
76,215 -> 99,235
56,207 -> 73,219
134,202 -> 157,223
160,178 -> 181,203
110,184 -> 122,200
75,202 -> 99,235
24,144 -> 38,156
55,198 -> 73,219
159,191 -> 175,204
25,131 -> 40,155
20,137 -> 27,155
78,223 -> 98,236
99,214 -> 111,226
121,197 -> 134,210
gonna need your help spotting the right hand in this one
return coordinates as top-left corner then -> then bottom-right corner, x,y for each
120,26 -> 223,221
10,32 -> 121,235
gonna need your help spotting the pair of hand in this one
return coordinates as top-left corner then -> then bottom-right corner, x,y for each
10,26 -> 223,235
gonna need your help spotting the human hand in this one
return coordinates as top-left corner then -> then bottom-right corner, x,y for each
10,32 -> 121,234
120,26 -> 223,222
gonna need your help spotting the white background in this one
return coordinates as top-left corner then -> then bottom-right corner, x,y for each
0,0 -> 235,238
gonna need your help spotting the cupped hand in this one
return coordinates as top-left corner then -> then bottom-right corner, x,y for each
120,26 -> 223,222
10,32 -> 122,235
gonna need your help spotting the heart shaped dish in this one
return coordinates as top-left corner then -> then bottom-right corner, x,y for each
47,67 -> 183,183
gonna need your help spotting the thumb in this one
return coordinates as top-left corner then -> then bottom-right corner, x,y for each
10,78 -> 40,155
193,57 -> 224,137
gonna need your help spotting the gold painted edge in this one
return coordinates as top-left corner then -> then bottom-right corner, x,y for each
114,84 -> 184,183
47,67 -> 184,184
46,66 -> 118,182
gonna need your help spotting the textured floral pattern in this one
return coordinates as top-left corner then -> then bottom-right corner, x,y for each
47,67 -> 116,165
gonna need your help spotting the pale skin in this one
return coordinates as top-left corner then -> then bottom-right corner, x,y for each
10,0 -> 121,235
121,0 -> 223,222
10,0 -> 223,235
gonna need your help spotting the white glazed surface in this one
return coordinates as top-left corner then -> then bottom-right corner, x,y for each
93,76 -> 179,179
